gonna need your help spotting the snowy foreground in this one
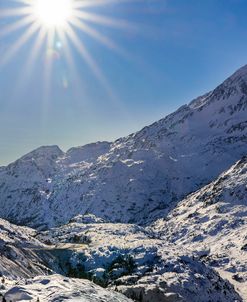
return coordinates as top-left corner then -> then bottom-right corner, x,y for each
0,65 -> 247,301
2,275 -> 132,302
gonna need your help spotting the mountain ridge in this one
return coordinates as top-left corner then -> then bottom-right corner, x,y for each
2,64 -> 247,168
0,64 -> 246,229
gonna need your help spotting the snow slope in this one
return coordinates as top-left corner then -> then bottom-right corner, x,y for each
2,274 -> 133,302
153,156 -> 247,299
0,65 -> 246,229
0,218 -> 51,279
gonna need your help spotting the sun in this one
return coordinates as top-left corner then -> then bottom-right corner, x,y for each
33,0 -> 73,28
0,0 -> 135,98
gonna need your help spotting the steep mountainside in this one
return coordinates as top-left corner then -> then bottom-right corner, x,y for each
0,65 -> 247,228
0,218 -> 51,279
153,156 -> 247,299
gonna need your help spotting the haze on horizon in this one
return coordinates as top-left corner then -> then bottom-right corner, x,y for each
0,0 -> 247,166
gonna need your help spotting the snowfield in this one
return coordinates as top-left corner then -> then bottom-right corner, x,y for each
3,274 -> 133,302
0,65 -> 247,301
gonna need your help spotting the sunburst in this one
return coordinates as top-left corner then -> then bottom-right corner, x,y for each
0,0 -> 136,97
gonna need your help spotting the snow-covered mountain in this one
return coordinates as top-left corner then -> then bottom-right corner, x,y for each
0,64 -> 247,301
0,65 -> 247,229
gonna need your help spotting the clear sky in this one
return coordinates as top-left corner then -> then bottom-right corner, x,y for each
0,0 -> 247,165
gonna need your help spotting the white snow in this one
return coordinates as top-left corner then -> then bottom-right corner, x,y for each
0,65 -> 246,229
0,64 -> 247,301
3,274 -> 133,302
153,156 -> 247,300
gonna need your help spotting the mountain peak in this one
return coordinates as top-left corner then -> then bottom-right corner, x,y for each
230,64 -> 247,80
220,64 -> 247,96
65,141 -> 111,164
20,145 -> 64,162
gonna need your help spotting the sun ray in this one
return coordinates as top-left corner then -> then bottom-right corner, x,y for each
13,0 -> 33,4
57,28 -> 77,72
65,24 -> 116,100
0,14 -> 36,38
40,27 -> 56,134
56,28 -> 92,110
0,7 -> 32,18
0,21 -> 40,66
43,27 -> 56,98
23,26 -> 47,76
70,18 -> 129,57
7,26 -> 47,104
74,10 -> 136,31
73,0 -> 131,9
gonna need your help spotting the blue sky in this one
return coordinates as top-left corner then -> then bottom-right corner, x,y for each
0,0 -> 247,165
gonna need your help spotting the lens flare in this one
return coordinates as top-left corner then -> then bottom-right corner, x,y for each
0,0 -> 137,103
